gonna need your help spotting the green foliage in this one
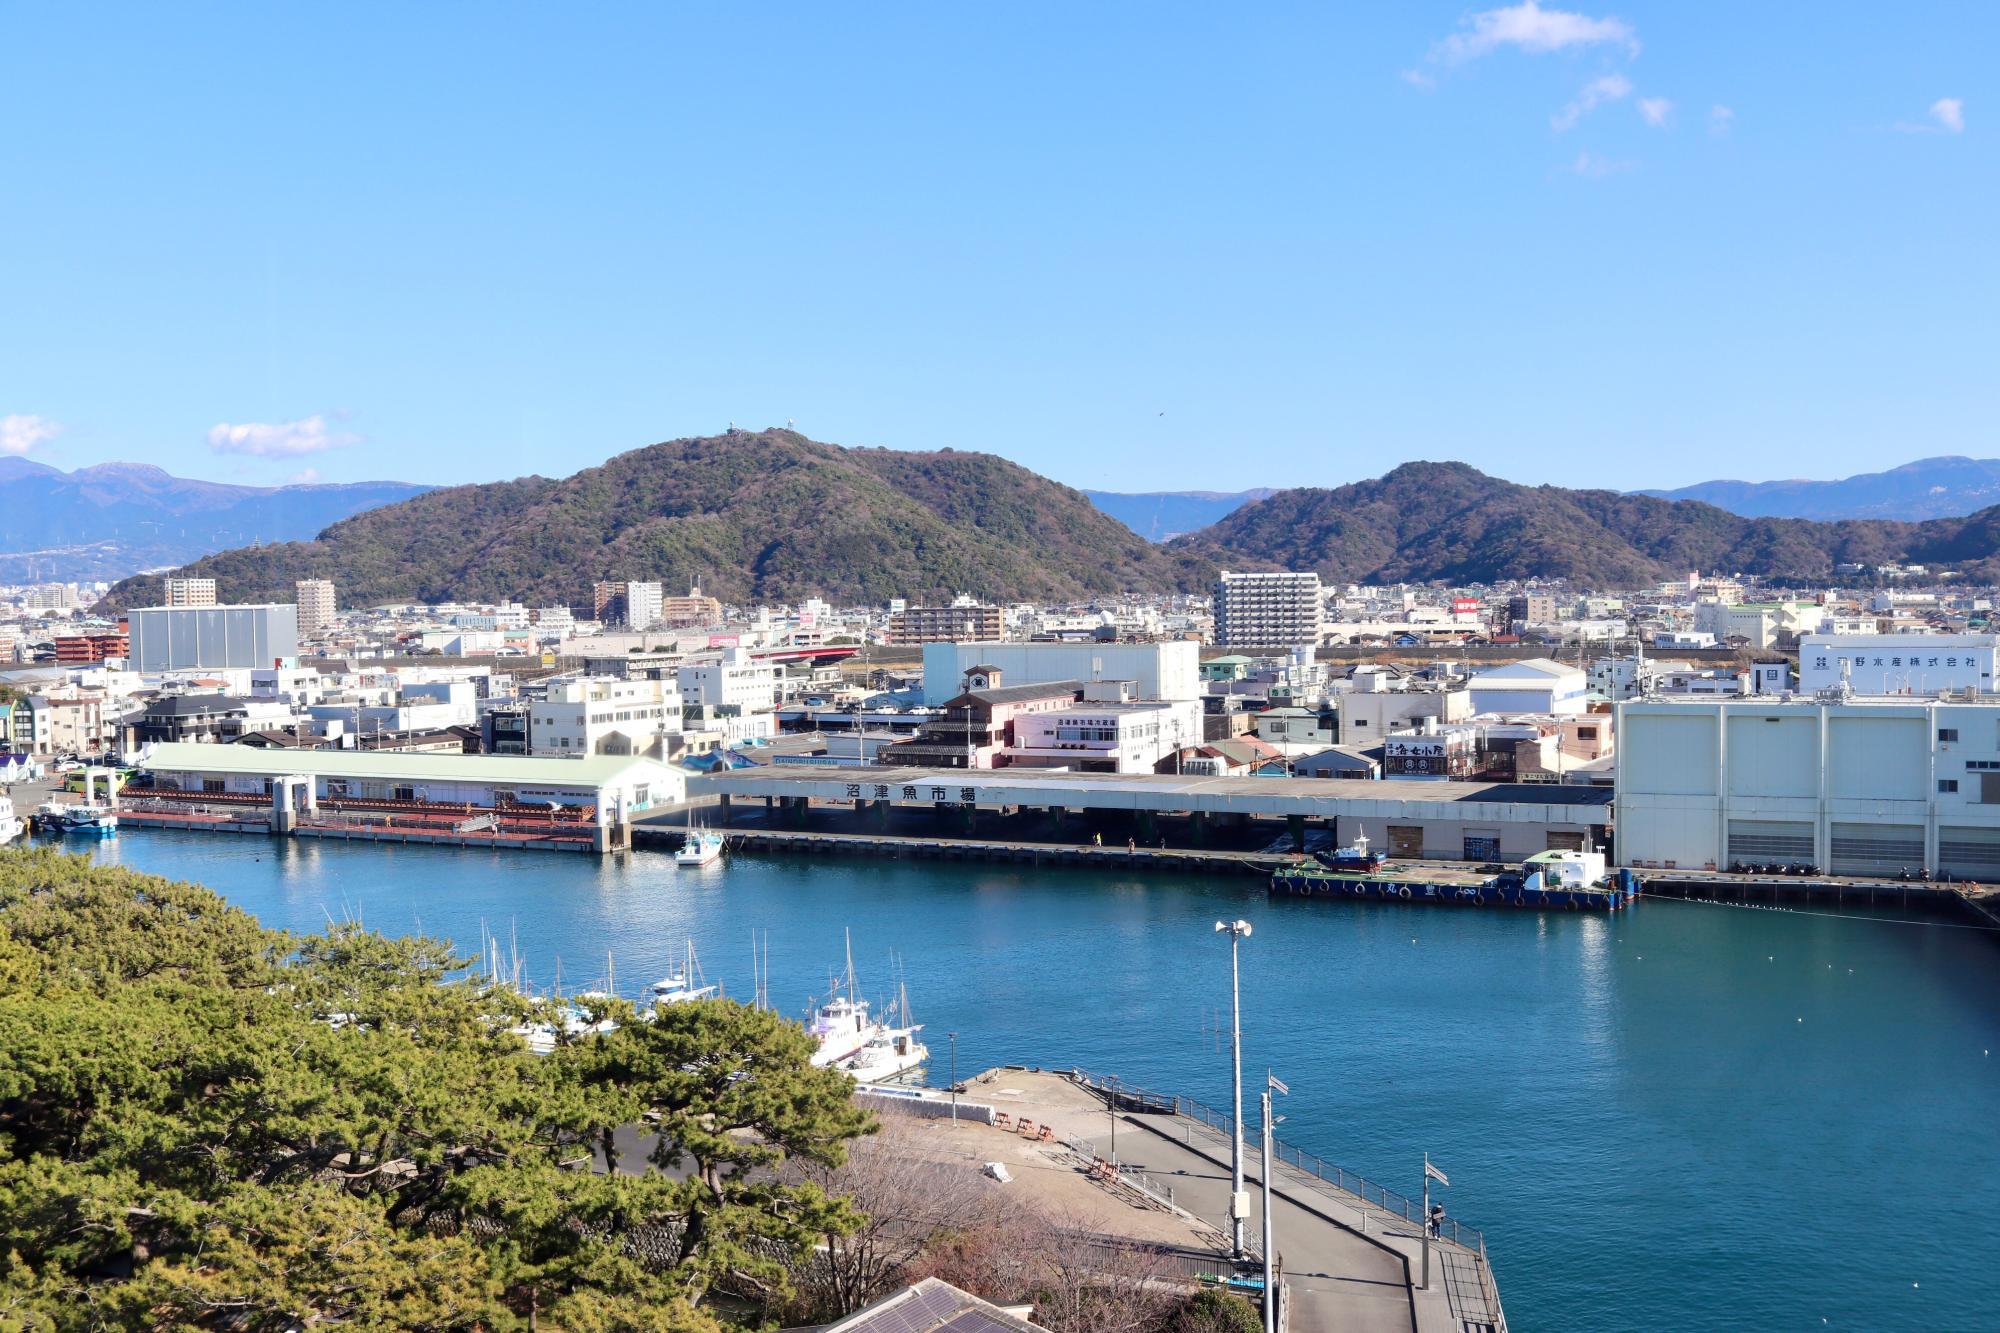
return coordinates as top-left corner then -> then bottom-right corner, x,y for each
0,847 -> 871,1330
98,429 -> 1210,612
1174,459 -> 2000,585
1167,1287 -> 1263,1333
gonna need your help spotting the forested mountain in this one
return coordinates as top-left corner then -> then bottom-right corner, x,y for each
100,430 -> 1212,609
1171,461 -> 2000,585
0,458 -> 429,581
1084,488 -> 1275,541
1640,456 -> 2000,521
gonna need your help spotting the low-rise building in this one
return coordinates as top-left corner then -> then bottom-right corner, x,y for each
529,676 -> 682,758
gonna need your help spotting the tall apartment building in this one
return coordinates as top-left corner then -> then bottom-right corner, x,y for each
163,577 -> 217,608
54,631 -> 129,665
887,604 -> 1004,645
1213,570 -> 1322,647
590,580 -> 665,628
295,579 -> 337,637
1507,593 -> 1559,627
660,586 -> 723,626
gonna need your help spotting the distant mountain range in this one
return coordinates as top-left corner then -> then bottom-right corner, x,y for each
93,444 -> 2000,609
1171,461 -> 2000,587
100,430 -> 1212,611
1638,456 -> 2000,522
1084,489 -> 1274,541
0,458 -> 431,583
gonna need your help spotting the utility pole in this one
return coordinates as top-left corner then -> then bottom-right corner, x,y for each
1262,1071 -> 1288,1333
1215,919 -> 1253,1258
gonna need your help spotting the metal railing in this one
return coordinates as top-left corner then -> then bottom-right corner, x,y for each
1068,1069 -> 1486,1252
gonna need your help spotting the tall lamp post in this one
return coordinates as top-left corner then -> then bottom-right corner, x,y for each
1262,1071 -> 1289,1333
1215,919 -> 1253,1259
947,1031 -> 959,1121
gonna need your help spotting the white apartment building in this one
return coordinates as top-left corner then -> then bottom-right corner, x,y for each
626,581 -> 665,630
1617,695 -> 2000,877
1213,570 -> 1323,647
295,579 -> 336,636
532,606 -> 576,636
1336,682 -> 1472,742
163,577 -> 217,608
530,677 -> 683,757
1005,698 -> 1203,774
1798,634 -> 1998,696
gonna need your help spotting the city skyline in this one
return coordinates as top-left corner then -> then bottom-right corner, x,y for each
1,4 -> 1988,494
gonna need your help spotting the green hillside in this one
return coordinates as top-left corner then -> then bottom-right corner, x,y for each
101,430 -> 1211,610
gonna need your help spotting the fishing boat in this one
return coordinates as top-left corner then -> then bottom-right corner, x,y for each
648,940 -> 719,1013
807,930 -> 888,1068
675,827 -> 725,867
837,975 -> 928,1084
35,799 -> 117,836
0,793 -> 22,844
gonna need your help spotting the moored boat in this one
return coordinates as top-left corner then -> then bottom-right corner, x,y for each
1272,848 -> 1638,911
0,794 -> 22,844
35,800 -> 118,837
675,827 -> 725,867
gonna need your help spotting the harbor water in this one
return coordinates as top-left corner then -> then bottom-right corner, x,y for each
77,830 -> 2000,1331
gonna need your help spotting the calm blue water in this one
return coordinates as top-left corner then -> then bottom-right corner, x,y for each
79,831 -> 2000,1332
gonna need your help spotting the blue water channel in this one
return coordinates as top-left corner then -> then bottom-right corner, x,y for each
77,830 -> 2000,1331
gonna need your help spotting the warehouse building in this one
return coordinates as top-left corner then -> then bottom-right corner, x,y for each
139,742 -> 682,829
129,604 -> 299,672
1615,695 -> 2000,878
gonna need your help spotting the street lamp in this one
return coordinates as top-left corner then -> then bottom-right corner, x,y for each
1214,918 -> 1253,1259
1262,1071 -> 1289,1333
947,1031 -> 959,1121
1107,1074 -> 1119,1166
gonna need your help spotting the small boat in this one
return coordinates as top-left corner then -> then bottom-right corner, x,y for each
648,940 -> 719,1014
0,794 -> 22,844
838,976 -> 928,1085
36,799 -> 118,836
808,930 -> 884,1068
676,827 -> 725,867
1313,830 -> 1385,873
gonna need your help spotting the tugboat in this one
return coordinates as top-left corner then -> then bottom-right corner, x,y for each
1313,830 -> 1387,873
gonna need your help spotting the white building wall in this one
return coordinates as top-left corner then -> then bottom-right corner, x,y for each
1799,634 -> 1999,695
921,641 -> 1200,705
130,604 -> 299,672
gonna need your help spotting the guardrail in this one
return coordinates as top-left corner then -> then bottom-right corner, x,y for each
1069,1068 -> 1485,1251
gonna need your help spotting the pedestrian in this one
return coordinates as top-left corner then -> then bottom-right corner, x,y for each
1127,837 -> 1136,852
1093,832 -> 1101,847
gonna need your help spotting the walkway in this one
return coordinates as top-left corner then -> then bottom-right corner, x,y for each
962,1069 -> 1502,1333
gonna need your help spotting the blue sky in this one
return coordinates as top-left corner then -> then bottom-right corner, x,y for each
1,3 -> 1991,494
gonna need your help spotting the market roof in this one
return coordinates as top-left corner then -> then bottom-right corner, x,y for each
138,742 -> 674,789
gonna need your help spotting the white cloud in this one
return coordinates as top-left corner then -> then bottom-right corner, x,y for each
1571,150 -> 1633,178
1709,104 -> 1735,135
1932,97 -> 1964,133
1433,2 -> 1639,66
1400,68 -> 1437,91
206,414 -> 357,458
1551,74 -> 1632,131
289,467 -> 323,484
0,414 -> 62,456
1637,96 -> 1673,127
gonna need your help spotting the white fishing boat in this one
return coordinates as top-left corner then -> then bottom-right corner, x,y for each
0,794 -> 22,844
675,826 -> 724,867
837,976 -> 928,1084
36,799 -> 117,836
648,940 -> 719,1014
807,930 -> 885,1068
